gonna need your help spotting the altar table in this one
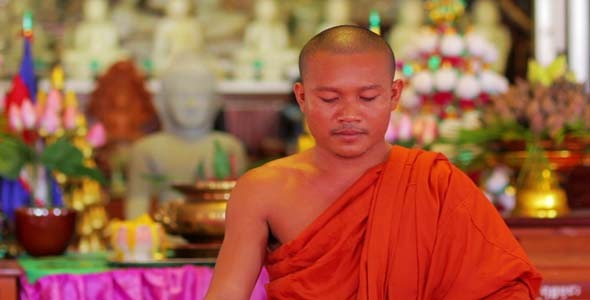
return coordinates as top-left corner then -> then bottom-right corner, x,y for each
17,254 -> 268,300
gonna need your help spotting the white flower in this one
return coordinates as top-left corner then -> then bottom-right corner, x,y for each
434,68 -> 458,91
412,71 -> 434,94
480,70 -> 509,94
455,74 -> 481,99
440,33 -> 465,56
415,29 -> 439,53
464,33 -> 488,58
482,44 -> 499,63
399,86 -> 421,109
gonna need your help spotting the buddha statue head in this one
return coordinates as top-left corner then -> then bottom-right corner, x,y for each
84,0 -> 108,22
158,52 -> 219,139
254,0 -> 278,23
166,0 -> 191,18
88,61 -> 161,145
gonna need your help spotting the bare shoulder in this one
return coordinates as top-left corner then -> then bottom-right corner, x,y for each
225,153 -> 309,224
233,153 -> 309,197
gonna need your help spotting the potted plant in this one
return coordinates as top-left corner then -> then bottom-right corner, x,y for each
0,70 -> 106,256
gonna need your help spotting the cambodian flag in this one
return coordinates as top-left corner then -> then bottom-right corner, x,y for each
4,33 -> 36,111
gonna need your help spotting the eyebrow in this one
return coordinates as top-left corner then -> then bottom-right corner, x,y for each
312,84 -> 383,92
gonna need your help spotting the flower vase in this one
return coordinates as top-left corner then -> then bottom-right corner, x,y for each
15,207 -> 76,256
512,143 -> 570,218
14,165 -> 76,256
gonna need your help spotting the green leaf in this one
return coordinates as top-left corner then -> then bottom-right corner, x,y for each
213,140 -> 230,180
0,134 -> 35,179
39,138 -> 106,185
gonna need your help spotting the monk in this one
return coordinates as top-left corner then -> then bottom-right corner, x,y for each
205,25 -> 542,299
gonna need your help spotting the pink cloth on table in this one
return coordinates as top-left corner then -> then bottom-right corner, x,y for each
20,265 -> 269,300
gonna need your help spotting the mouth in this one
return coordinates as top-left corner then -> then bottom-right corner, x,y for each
331,128 -> 368,140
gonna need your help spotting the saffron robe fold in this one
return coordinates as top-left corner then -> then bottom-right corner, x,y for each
265,146 -> 542,299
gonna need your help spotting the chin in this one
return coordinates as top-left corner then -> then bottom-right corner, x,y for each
329,144 -> 369,159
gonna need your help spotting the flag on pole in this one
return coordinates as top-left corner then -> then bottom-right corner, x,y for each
4,10 -> 36,112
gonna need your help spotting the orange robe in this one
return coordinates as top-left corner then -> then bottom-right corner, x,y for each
265,146 -> 542,299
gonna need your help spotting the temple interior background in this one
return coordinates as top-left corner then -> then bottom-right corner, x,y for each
1,0 -> 590,299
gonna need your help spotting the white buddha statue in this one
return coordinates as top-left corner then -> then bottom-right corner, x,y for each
317,0 -> 354,33
471,0 -> 512,74
387,0 -> 425,62
233,0 -> 297,81
126,52 -> 248,219
195,0 -> 247,42
112,0 -> 157,67
63,0 -> 128,79
288,0 -> 322,49
152,0 -> 204,75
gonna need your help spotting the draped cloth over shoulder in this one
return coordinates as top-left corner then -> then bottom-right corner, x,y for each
265,146 -> 542,299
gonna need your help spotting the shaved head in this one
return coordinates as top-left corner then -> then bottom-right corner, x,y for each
299,25 -> 396,82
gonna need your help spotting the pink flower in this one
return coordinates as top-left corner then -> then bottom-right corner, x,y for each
398,113 -> 413,141
87,123 -> 107,147
8,105 -> 23,131
46,89 -> 62,113
63,106 -> 78,130
20,99 -> 37,129
39,110 -> 61,134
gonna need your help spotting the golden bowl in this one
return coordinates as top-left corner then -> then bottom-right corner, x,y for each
156,180 -> 236,242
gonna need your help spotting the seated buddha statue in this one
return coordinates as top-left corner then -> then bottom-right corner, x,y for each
471,0 -> 512,74
194,0 -> 248,56
63,0 -> 128,79
288,0 -> 322,49
126,52 -> 247,219
112,0 -> 157,67
386,0 -> 425,62
152,0 -> 204,75
317,0 -> 354,33
233,0 -> 297,81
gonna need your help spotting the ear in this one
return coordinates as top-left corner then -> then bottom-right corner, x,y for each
293,81 -> 306,111
389,79 -> 404,111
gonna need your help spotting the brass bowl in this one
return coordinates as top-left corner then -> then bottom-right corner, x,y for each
156,180 -> 236,242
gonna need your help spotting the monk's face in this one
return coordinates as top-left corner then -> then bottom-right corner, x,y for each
294,50 -> 403,158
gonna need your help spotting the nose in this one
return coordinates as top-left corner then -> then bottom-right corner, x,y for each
337,100 -> 361,123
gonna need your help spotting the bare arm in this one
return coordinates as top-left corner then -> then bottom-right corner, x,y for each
205,169 -> 270,300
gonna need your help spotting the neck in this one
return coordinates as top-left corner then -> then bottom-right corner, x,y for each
310,142 -> 392,176
164,125 -> 212,141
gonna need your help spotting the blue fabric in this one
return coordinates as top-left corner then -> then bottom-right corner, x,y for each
0,177 -> 30,220
49,171 -> 63,207
19,38 -> 36,102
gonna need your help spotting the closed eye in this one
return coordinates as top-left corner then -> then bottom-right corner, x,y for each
360,96 -> 377,101
321,97 -> 338,103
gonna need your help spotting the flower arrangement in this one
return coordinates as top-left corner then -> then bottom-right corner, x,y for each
386,0 -> 509,150
458,56 -> 590,150
0,67 -> 106,212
